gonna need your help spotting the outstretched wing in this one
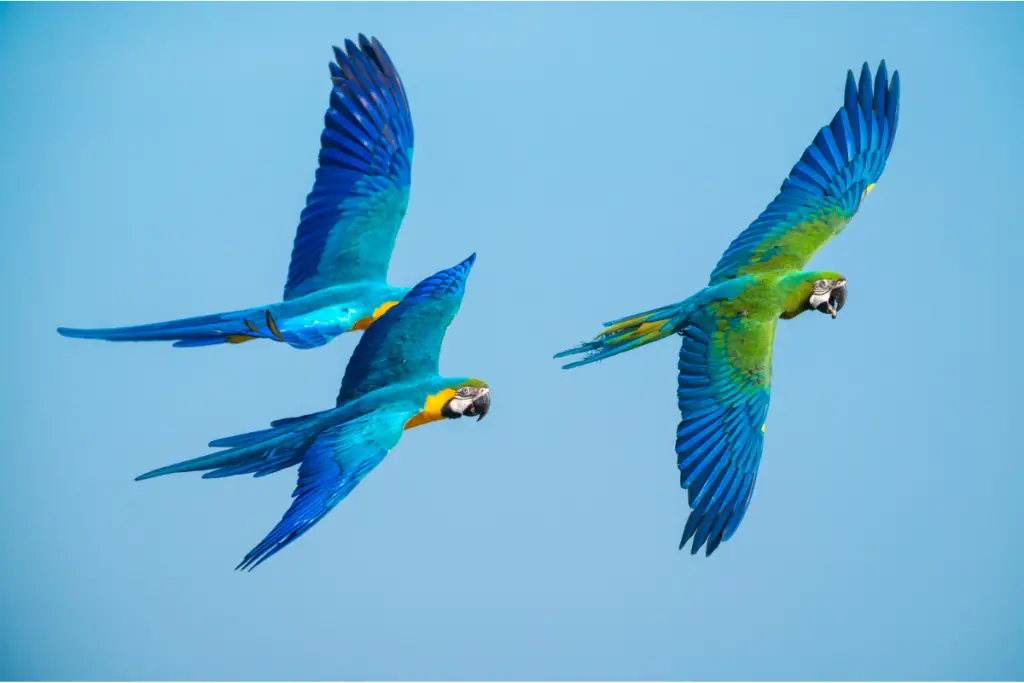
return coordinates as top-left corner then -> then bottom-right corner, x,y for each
236,405 -> 417,571
709,62 -> 900,285
283,35 -> 414,300
335,253 -> 476,404
675,312 -> 775,556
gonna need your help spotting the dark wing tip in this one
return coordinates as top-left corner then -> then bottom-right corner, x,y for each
403,253 -> 478,304
858,63 -> 872,99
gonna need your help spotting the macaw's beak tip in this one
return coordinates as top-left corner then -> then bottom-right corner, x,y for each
473,391 -> 490,421
829,283 -> 847,319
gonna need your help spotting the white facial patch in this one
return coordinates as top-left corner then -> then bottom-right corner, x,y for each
446,395 -> 474,416
809,279 -> 840,312
808,290 -> 831,309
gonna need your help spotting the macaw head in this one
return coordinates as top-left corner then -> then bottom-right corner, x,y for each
808,277 -> 847,319
440,379 -> 491,421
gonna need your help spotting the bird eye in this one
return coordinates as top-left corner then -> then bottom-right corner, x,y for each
815,279 -> 826,288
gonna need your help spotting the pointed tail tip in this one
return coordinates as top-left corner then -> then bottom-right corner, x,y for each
552,346 -> 592,369
136,464 -> 178,481
57,326 -> 88,339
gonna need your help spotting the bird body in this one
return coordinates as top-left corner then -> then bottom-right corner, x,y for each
557,62 -> 900,556
58,35 -> 416,350
136,254 -> 490,570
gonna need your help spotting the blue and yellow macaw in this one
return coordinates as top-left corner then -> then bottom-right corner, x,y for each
556,62 -> 900,556
136,254 -> 489,570
58,35 -> 417,350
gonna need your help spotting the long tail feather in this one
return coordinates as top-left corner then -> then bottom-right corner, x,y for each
57,305 -> 269,347
136,415 -> 322,481
555,300 -> 690,369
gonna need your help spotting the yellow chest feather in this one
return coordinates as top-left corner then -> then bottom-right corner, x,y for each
404,388 -> 456,430
351,300 -> 401,332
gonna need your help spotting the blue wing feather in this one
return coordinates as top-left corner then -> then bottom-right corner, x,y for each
709,61 -> 900,284
336,253 -> 476,405
283,35 -> 414,300
236,407 -> 413,571
675,315 -> 773,556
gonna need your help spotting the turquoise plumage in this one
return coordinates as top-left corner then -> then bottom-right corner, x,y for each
58,35 -> 416,350
557,62 -> 900,556
137,255 -> 490,570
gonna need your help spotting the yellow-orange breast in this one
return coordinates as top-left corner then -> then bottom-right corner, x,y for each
404,388 -> 456,430
351,300 -> 401,332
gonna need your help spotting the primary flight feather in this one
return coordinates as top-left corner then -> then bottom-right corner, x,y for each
137,254 -> 489,570
556,62 -> 900,556
59,35 -> 416,349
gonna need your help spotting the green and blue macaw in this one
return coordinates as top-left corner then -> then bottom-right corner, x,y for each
556,62 -> 900,556
136,254 -> 489,570
59,35 -> 417,350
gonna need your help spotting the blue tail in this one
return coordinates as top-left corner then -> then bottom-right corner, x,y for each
555,300 -> 693,369
58,304 -> 281,348
136,412 -> 327,481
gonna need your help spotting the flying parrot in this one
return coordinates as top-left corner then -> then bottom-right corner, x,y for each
58,35 -> 417,350
136,254 -> 490,570
556,62 -> 900,557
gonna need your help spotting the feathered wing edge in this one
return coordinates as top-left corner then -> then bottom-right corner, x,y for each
674,316 -> 772,556
709,61 -> 900,284
283,34 -> 415,299
234,406 -> 413,571
136,406 -> 414,571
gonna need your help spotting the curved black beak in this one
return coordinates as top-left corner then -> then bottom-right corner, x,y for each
829,283 -> 847,319
468,390 -> 490,421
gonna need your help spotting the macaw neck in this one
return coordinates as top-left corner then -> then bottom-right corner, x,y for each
777,270 -> 843,319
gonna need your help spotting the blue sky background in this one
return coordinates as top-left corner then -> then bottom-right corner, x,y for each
2,2 -> 1022,680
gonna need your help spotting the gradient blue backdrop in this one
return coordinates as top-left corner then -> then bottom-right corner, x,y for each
2,2 -> 1022,680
